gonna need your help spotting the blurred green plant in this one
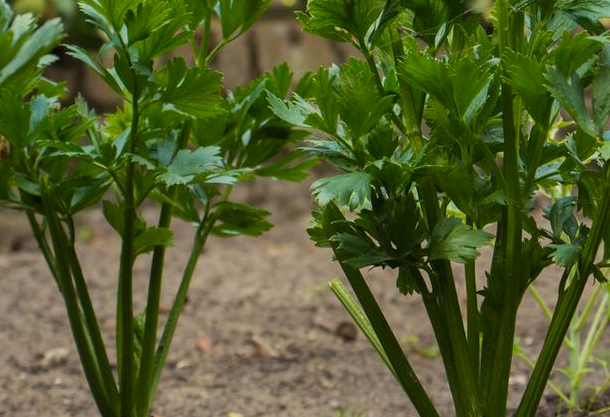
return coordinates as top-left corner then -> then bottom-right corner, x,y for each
270,0 -> 610,415
330,408 -> 368,417
515,275 -> 610,414
10,0 -> 101,48
0,0 -> 313,416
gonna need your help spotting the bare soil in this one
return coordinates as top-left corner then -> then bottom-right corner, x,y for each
1,179 -> 609,417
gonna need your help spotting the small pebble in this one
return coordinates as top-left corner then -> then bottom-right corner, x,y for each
335,321 -> 358,341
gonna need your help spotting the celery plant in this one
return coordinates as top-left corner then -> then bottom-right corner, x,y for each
0,1 -> 313,416
270,0 -> 610,415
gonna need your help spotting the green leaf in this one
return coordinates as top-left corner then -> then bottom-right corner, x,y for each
0,0 -> 12,31
14,172 -> 39,196
29,94 -> 56,134
332,231 -> 394,268
552,31 -> 605,76
0,17 -> 63,86
254,150 -> 316,182
396,266 -> 419,295
79,0 -> 142,34
124,1 -> 172,46
70,176 -> 113,213
403,0 -> 457,46
364,158 -> 413,197
398,51 -> 454,113
102,200 -> 124,235
184,0 -> 216,26
556,0 -> 610,31
429,217 -> 493,263
548,243 -> 580,267
0,91 -> 31,147
564,130 -> 599,166
127,1 -> 192,62
451,58 -> 494,127
265,62 -> 294,97
215,0 -> 271,40
503,51 -> 552,125
335,59 -> 393,138
212,202 -> 272,237
307,209 -> 333,248
369,0 -> 403,47
156,58 -> 225,119
133,226 -> 174,256
157,147 -> 223,186
546,197 -> 578,240
266,92 -> 313,128
544,68 -> 598,137
312,171 -> 372,211
66,45 -> 127,96
297,0 -> 386,45
593,47 -> 610,129
370,193 -> 426,256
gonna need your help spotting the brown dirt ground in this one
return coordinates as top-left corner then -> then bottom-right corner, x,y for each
1,178 -> 609,417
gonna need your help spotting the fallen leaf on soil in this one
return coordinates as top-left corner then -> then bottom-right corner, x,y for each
248,335 -> 279,357
175,360 -> 191,370
41,347 -> 70,369
196,336 -> 213,354
312,318 -> 334,334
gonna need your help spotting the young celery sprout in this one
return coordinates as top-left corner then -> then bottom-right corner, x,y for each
0,1 -> 314,416
270,1 -> 610,416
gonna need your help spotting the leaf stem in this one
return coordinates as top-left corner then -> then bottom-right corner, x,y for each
148,215 -> 214,406
335,261 -> 440,417
117,74 -> 140,417
135,122 -> 192,416
196,10 -> 213,67
41,189 -> 117,417
361,39 -> 410,138
484,2 -> 525,412
65,227 -> 119,410
419,179 -> 481,416
465,247 -> 480,379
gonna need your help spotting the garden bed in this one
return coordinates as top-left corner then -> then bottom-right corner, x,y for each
1,179 -> 606,417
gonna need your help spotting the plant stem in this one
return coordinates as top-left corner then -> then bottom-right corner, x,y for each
135,122 -> 191,417
24,208 -> 61,288
485,2 -> 525,412
524,119 -> 551,195
419,179 -> 481,416
465,254 -> 480,379
336,262 -> 440,417
361,40 -> 410,137
148,216 -> 214,409
65,231 -> 119,411
198,11 -> 212,67
41,190 -> 117,417
416,268 -> 472,416
117,77 -> 140,417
